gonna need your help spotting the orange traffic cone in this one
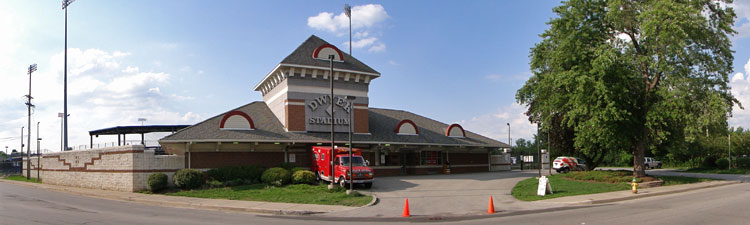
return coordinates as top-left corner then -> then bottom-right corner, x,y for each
487,196 -> 495,214
402,198 -> 411,217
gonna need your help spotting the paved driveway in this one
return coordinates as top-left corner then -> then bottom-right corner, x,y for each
324,171 -> 566,217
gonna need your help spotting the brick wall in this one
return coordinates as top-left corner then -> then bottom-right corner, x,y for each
23,145 -> 184,192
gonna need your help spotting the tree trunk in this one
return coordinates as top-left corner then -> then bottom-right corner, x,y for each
633,128 -> 647,177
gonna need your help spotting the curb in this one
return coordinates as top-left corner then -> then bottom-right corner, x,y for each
570,180 -> 741,205
0,179 -> 368,215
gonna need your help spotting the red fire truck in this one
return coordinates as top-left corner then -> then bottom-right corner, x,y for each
311,146 -> 374,188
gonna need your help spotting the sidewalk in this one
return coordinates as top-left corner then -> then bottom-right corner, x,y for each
0,179 -> 362,215
538,180 -> 740,205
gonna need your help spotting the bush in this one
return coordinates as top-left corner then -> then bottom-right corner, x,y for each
716,158 -> 730,170
702,156 -> 718,168
173,169 -> 205,190
277,162 -> 297,171
206,165 -> 265,184
207,180 -> 224,188
147,173 -> 169,192
292,170 -> 316,184
290,167 -> 307,174
737,157 -> 750,169
261,167 -> 291,186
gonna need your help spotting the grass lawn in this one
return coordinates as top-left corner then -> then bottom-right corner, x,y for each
166,184 -> 372,207
684,168 -> 750,175
512,170 -> 716,201
2,175 -> 41,183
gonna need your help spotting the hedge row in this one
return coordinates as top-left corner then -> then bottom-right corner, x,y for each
148,163 -> 316,191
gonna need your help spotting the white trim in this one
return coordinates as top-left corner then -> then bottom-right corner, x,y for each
219,128 -> 254,131
300,68 -> 306,78
287,84 -> 368,98
280,63 -> 380,76
312,69 -> 318,79
353,105 -> 369,109
285,101 -> 305,106
397,133 -> 418,136
344,73 -> 350,81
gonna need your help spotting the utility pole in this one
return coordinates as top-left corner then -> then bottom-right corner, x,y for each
62,0 -> 76,152
26,64 -> 37,180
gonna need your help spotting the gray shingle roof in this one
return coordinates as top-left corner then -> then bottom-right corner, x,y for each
280,35 -> 379,74
160,102 -> 507,148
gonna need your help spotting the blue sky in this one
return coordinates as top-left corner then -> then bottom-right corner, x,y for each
3,0 -> 750,153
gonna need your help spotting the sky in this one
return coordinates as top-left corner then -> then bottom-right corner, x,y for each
3,0 -> 750,153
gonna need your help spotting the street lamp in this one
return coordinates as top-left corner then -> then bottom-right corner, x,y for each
62,0 -> 76,152
346,95 -> 356,194
344,4 -> 352,56
26,63 -> 37,180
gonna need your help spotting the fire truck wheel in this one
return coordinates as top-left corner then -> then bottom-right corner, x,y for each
364,183 -> 372,189
316,172 -> 321,182
339,177 -> 346,188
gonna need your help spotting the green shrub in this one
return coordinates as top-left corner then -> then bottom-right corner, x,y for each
207,180 -> 224,188
206,165 -> 265,183
173,169 -> 205,190
716,158 -> 730,170
147,173 -> 169,192
261,167 -> 291,186
702,156 -> 718,168
736,157 -> 750,169
277,162 -> 297,171
292,170 -> 316,184
290,167 -> 307,174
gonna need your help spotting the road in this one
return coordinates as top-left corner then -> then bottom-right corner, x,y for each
2,178 -> 749,224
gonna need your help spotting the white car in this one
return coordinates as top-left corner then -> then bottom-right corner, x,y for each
553,156 -> 586,173
644,157 -> 661,169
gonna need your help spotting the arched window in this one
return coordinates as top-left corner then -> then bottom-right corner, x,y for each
219,111 -> 255,130
395,120 -> 419,135
445,124 -> 465,138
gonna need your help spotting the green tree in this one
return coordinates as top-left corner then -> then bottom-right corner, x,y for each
518,0 -> 738,177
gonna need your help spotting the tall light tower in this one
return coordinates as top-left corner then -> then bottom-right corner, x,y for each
26,63 -> 37,180
138,118 -> 147,126
62,0 -> 75,152
344,4 -> 352,56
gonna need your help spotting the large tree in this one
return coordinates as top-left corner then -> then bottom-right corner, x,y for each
518,0 -> 738,177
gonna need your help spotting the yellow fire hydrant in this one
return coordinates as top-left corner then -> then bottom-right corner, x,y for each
631,178 -> 638,194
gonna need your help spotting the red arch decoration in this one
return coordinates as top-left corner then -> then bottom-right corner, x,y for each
395,119 -> 419,134
219,111 -> 255,129
312,44 -> 344,61
445,124 -> 465,137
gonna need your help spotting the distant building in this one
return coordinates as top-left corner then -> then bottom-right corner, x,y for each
160,35 -> 508,175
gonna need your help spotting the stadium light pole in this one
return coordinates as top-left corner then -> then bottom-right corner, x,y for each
62,0 -> 75,152
346,95 -> 356,194
26,64 -> 37,180
328,54 -> 335,190
344,4 -> 352,56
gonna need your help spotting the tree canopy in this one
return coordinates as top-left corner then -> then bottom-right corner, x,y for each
517,0 -> 738,177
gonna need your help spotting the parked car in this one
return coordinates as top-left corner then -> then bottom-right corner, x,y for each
644,157 -> 661,169
553,156 -> 587,173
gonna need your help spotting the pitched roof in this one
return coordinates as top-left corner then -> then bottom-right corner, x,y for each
160,102 -> 507,148
280,35 -> 379,74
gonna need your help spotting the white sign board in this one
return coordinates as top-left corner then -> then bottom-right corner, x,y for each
537,176 -> 553,196
289,154 -> 296,163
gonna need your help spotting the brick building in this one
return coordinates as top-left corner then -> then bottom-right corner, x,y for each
159,35 -> 509,176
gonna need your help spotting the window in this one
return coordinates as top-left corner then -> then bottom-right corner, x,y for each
420,151 -> 442,165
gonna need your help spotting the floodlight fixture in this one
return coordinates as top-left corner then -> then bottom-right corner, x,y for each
62,0 -> 75,9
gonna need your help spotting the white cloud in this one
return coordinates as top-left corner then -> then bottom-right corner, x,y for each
368,43 -> 386,53
460,103 -> 538,146
0,48 -> 201,152
730,57 -> 750,128
731,0 -> 750,40
307,4 -> 389,53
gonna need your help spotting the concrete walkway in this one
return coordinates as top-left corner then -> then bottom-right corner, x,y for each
539,180 -> 740,205
0,178 -> 358,215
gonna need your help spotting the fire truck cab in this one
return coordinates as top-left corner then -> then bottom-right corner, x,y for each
311,146 -> 374,188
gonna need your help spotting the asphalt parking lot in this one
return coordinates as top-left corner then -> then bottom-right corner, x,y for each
323,171 -> 566,217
